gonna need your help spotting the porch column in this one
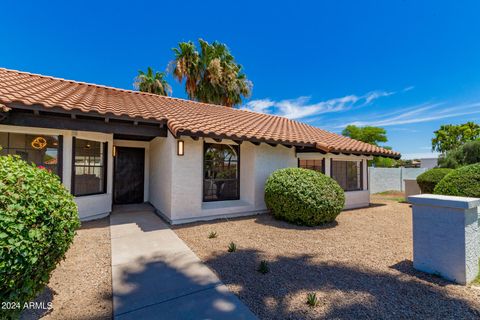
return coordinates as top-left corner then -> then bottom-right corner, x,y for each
324,158 -> 331,177
62,132 -> 73,191
362,159 -> 368,190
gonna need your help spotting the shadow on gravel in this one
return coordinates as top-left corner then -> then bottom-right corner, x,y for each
253,214 -> 339,230
204,249 -> 480,320
390,260 -> 451,287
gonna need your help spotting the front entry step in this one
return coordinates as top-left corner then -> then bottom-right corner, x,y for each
112,203 -> 154,213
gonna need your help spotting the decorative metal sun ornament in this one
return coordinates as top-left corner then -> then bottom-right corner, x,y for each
31,136 -> 47,150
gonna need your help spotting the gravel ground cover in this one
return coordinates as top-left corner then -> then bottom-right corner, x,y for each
23,218 -> 113,320
174,195 -> 480,320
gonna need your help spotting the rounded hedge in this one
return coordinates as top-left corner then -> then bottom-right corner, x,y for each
0,155 -> 79,317
416,168 -> 454,193
434,163 -> 480,197
264,168 -> 345,226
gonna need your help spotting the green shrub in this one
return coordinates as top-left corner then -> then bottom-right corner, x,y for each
264,168 -> 345,226
208,231 -> 218,239
0,155 -> 79,318
416,168 -> 454,193
434,163 -> 480,197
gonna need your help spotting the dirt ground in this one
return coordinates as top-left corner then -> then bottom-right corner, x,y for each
174,195 -> 480,320
35,218 -> 112,320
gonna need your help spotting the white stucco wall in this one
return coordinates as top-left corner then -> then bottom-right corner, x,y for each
150,136 -> 371,224
344,190 -> 370,209
149,135 -> 173,219
1,123 -> 375,223
0,124 -> 114,221
252,143 -> 297,209
149,134 -> 298,224
369,167 -> 426,193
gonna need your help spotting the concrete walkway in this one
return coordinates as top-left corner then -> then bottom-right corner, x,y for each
110,204 -> 257,320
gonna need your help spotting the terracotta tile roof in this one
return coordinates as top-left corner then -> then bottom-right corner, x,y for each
0,68 -> 400,158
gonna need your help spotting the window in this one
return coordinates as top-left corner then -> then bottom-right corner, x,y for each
203,143 -> 239,201
72,138 -> 107,196
331,160 -> 363,191
0,132 -> 62,176
298,159 -> 324,173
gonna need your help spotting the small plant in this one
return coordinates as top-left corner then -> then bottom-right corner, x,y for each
306,292 -> 319,308
208,231 -> 218,239
257,260 -> 270,274
227,242 -> 237,252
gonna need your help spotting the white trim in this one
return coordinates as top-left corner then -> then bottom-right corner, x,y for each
79,211 -> 110,222
203,137 -> 241,145
156,207 -> 266,225
297,152 -> 372,160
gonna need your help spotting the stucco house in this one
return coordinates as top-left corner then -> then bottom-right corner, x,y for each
0,68 -> 400,224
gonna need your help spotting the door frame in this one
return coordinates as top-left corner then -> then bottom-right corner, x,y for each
113,146 -> 146,204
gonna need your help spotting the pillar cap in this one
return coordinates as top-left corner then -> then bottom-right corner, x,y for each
409,194 -> 480,209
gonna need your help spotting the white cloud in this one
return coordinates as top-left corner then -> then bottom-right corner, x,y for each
364,90 -> 395,104
244,99 -> 275,113
243,89 -> 393,119
402,86 -> 415,92
338,102 -> 480,127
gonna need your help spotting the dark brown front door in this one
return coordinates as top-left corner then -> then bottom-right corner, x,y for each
114,147 -> 145,204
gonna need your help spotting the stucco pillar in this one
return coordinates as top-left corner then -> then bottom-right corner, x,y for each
62,132 -> 73,191
362,159 -> 368,190
324,158 -> 331,177
408,194 -> 480,284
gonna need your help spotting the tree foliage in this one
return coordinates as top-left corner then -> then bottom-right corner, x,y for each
342,125 -> 394,167
438,140 -> 480,168
431,122 -> 480,153
170,39 -> 252,107
342,125 -> 388,146
134,67 -> 172,96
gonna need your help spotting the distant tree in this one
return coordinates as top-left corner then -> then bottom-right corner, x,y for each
342,125 -> 388,146
431,122 -> 480,153
134,67 -> 172,96
342,125 -> 393,167
438,140 -> 480,168
170,39 -> 252,107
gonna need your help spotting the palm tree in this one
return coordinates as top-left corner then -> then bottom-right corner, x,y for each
170,41 -> 199,99
170,39 -> 252,107
134,67 -> 172,96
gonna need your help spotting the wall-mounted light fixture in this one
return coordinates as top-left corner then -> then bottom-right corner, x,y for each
177,140 -> 184,156
112,146 -> 116,157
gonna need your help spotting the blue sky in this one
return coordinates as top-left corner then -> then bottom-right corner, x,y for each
2,1 -> 480,159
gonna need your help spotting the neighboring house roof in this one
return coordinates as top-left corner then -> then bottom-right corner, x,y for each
0,68 -> 400,158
